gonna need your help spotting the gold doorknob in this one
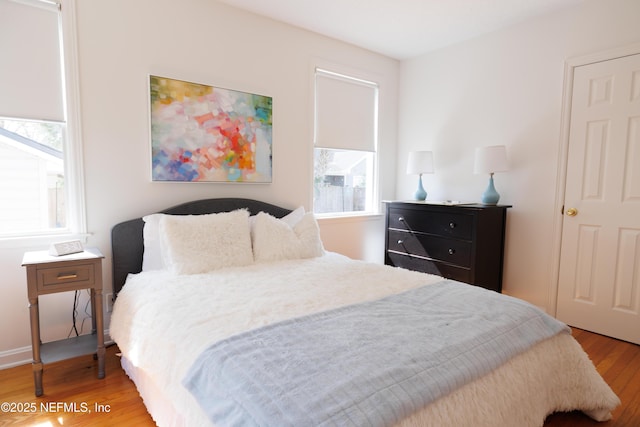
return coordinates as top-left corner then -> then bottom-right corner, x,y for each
566,208 -> 578,217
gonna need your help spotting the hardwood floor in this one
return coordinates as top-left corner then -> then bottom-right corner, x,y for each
0,344 -> 155,427
0,328 -> 637,426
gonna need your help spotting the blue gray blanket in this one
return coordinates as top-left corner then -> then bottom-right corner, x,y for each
183,280 -> 569,427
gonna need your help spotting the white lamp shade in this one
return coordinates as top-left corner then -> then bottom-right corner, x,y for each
474,145 -> 509,174
407,151 -> 434,175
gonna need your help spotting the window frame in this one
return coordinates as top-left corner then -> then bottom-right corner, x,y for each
312,66 -> 380,218
0,0 -> 86,246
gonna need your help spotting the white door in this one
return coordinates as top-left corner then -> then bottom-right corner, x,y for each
556,53 -> 640,345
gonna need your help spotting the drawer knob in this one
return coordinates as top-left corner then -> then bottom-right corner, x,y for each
397,239 -> 404,245
57,274 -> 78,280
398,216 -> 405,222
448,248 -> 456,255
449,222 -> 456,229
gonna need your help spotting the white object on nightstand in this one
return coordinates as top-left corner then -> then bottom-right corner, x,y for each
49,239 -> 84,256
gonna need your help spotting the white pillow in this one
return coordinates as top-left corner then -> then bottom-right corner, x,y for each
142,213 -> 165,271
142,207 -> 305,272
160,209 -> 254,275
280,206 -> 306,227
252,211 -> 324,263
248,206 -> 305,232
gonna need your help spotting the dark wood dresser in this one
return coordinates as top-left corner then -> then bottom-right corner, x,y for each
384,201 -> 510,292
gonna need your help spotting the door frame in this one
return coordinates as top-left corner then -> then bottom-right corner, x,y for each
549,42 -> 640,316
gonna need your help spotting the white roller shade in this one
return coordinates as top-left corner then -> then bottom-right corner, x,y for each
0,0 -> 64,122
314,69 -> 377,152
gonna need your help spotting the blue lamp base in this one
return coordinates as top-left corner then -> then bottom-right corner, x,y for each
414,174 -> 427,201
481,174 -> 500,205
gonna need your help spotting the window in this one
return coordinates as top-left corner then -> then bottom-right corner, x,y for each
0,119 -> 66,234
313,68 -> 378,215
0,0 -> 84,239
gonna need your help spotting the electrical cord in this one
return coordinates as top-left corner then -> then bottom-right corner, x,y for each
80,290 -> 92,334
67,290 -> 80,338
67,290 -> 94,338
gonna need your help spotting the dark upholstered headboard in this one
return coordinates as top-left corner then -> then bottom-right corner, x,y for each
111,198 -> 292,297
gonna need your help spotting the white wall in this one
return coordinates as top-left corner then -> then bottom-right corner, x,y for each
0,0 -> 398,367
397,0 -> 640,310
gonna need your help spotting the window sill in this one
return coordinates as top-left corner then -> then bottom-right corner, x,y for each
0,232 -> 91,249
315,212 -> 384,224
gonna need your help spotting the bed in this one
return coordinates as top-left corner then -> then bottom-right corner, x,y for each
109,198 -> 620,427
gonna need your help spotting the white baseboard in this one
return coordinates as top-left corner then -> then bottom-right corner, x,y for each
0,330 -> 113,370
0,345 -> 32,370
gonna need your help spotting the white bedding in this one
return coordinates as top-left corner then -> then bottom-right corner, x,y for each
110,252 -> 619,427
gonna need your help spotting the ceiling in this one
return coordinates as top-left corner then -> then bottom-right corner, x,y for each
217,0 -> 583,60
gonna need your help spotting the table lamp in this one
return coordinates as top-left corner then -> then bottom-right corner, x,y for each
406,151 -> 434,201
474,145 -> 508,205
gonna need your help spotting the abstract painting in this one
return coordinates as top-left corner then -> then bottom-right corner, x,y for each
149,75 -> 272,182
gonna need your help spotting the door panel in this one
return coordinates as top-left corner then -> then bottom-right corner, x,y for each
557,53 -> 640,344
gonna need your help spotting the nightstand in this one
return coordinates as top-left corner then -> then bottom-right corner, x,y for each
22,247 -> 105,396
384,201 -> 510,292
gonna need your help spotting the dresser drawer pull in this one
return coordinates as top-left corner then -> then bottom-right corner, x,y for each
449,222 -> 456,229
448,248 -> 456,255
397,215 -> 416,233
57,274 -> 78,280
397,239 -> 404,245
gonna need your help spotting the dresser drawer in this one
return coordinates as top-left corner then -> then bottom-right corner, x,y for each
387,208 -> 473,240
387,230 -> 472,267
386,252 -> 471,283
36,263 -> 96,292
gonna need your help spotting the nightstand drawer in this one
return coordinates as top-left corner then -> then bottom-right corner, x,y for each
388,230 -> 472,267
388,208 -> 473,240
36,263 -> 95,291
